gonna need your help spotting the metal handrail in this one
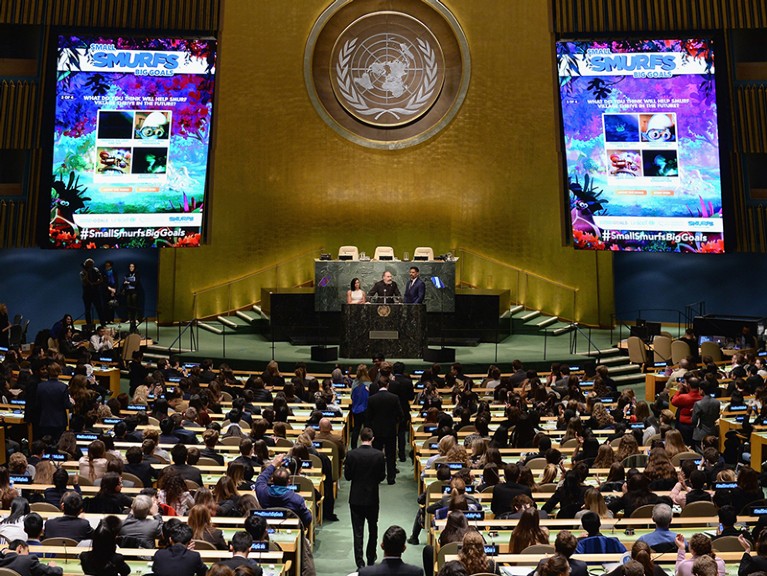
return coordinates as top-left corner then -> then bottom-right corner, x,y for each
167,319 -> 198,354
569,323 -> 601,361
454,247 -> 580,321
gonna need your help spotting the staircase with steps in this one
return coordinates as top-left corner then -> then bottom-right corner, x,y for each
578,346 -> 646,387
510,306 -> 575,336
197,305 -> 269,336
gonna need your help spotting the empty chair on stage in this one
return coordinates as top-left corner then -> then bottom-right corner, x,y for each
413,246 -> 434,261
373,246 -> 395,261
338,246 -> 359,261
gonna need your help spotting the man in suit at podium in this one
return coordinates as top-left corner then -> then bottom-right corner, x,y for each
403,267 -> 425,304
368,271 -> 401,303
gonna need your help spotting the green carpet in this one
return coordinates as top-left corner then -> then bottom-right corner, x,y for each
313,455 -> 422,576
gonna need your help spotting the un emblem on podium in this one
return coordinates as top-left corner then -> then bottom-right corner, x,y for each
377,305 -> 391,317
305,0 -> 470,149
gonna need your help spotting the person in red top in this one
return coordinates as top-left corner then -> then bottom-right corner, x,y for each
671,377 -> 703,446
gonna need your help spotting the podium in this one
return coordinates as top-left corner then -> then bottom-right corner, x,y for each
341,303 -> 426,358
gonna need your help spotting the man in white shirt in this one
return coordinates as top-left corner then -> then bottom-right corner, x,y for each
90,325 -> 114,353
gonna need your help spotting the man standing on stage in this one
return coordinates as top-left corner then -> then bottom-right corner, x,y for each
367,271 -> 401,303
344,427 -> 386,571
365,364 -> 401,484
403,266 -> 425,304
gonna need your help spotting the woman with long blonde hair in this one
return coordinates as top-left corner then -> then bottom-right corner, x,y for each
540,463 -> 558,485
592,444 -> 616,468
575,487 -> 613,519
663,429 -> 688,459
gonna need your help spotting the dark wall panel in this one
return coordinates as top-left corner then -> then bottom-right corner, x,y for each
0,248 -> 158,339
613,252 -> 767,322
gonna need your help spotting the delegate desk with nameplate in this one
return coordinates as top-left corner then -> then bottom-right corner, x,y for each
315,259 -> 456,313
341,303 -> 426,358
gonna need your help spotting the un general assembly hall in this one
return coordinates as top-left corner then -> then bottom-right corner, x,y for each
2,1 -> 767,575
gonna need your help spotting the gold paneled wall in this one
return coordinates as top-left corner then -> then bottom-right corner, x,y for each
158,0 -> 614,325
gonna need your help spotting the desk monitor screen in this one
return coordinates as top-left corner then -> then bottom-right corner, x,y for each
251,542 -> 269,552
338,254 -> 353,261
413,255 -> 428,261
378,255 -> 393,260
699,335 -> 726,346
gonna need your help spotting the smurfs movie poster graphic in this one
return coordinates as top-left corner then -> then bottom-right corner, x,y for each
50,36 -> 216,248
557,38 -> 724,253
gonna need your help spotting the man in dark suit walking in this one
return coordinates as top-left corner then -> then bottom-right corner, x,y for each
389,362 -> 415,462
403,266 -> 426,304
365,365 -> 402,484
34,362 -> 71,441
359,525 -> 423,576
344,427 -> 386,571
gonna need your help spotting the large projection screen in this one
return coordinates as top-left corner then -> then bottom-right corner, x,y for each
557,38 -> 724,253
49,35 -> 217,248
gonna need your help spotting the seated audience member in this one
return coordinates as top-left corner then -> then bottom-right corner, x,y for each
636,503 -> 677,553
254,454 -> 312,529
152,523 -> 207,576
164,443 -> 203,487
738,529 -> 767,574
534,530 -> 587,576
157,469 -> 194,516
200,429 -> 224,465
605,541 -> 666,576
457,530 -> 496,575
608,472 -> 660,517
44,467 -> 81,507
576,512 -> 626,554
119,494 -> 163,548
188,504 -> 227,550
79,440 -> 108,482
684,470 -> 713,506
0,498 -> 31,543
124,445 -> 158,488
437,561 -> 468,576
541,470 -> 586,518
244,514 -> 269,543
359,525 -> 423,576
507,494 -> 548,519
490,463 -> 533,517
674,533 -> 725,576
509,507 -> 549,553
9,453 -> 35,479
711,505 -> 751,543
23,513 -> 44,548
79,518 -> 130,576
0,539 -> 63,576
575,487 -> 613,519
83,472 -> 132,514
732,466 -> 763,514
44,492 -> 94,542
217,531 -> 263,574
538,555 -> 571,576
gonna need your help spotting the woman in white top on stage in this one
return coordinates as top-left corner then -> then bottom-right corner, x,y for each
347,277 -> 367,304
